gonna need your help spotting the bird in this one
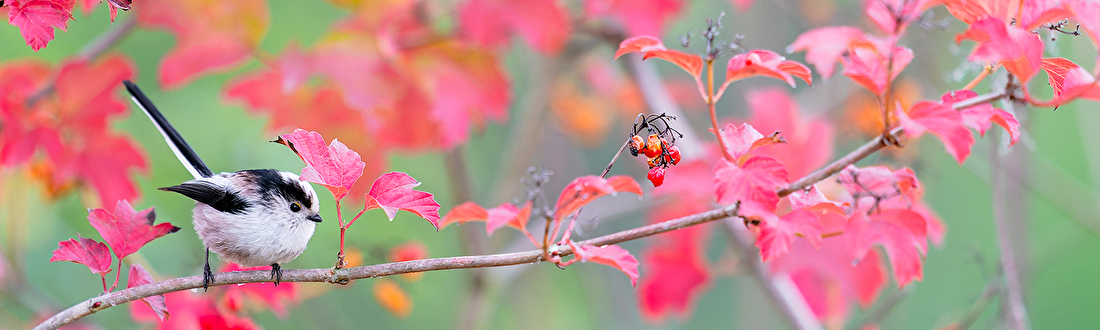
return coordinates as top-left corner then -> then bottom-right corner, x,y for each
123,80 -> 322,290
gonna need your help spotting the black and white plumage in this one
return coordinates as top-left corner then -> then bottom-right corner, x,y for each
123,81 -> 322,289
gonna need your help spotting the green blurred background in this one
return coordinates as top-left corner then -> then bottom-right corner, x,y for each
2,0 -> 1099,329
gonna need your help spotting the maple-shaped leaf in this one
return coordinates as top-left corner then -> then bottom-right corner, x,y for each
88,200 -> 179,261
277,129 -> 365,202
838,165 -> 921,203
742,203 -> 823,262
221,263 -> 298,317
746,87 -> 835,178
570,243 -> 640,286
769,238 -> 886,323
1059,65 -> 1100,103
131,290 -> 259,329
787,26 -> 867,80
127,263 -> 168,321
615,36 -> 704,79
865,0 -> 935,34
716,123 -> 781,161
136,0 -> 269,88
723,49 -> 812,88
485,201 -> 533,236
553,175 -> 643,220
955,18 -> 1043,83
849,209 -> 929,287
458,0 -> 569,54
585,0 -> 684,36
223,67 -> 386,204
842,42 -> 914,96
895,100 -> 974,164
940,0 -> 1070,30
439,202 -> 488,230
1041,57 -> 1079,98
364,172 -> 442,230
941,90 -> 1021,145
7,0 -> 75,51
50,234 -> 112,275
714,156 -> 788,211
637,200 -> 711,322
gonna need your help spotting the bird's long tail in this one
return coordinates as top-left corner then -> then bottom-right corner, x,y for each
123,80 -> 213,179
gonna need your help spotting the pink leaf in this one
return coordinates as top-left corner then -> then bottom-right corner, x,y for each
838,165 -> 921,203
615,36 -> 703,78
637,201 -> 711,322
895,100 -> 974,164
572,244 -> 640,286
88,200 -> 179,260
49,234 -> 112,275
553,175 -> 644,219
956,18 -> 1043,82
439,202 -> 488,230
849,210 -> 930,287
724,50 -> 812,88
745,87 -> 835,178
787,26 -> 866,80
769,238 -> 886,323
128,263 -> 168,321
364,172 -> 442,230
942,90 -> 1021,146
1041,57 -> 1079,97
741,204 -> 823,262
458,0 -> 570,54
485,201 -> 532,236
7,0 -> 75,51
585,0 -> 684,36
278,129 -> 366,202
842,43 -> 913,96
714,156 -> 788,210
221,263 -> 298,317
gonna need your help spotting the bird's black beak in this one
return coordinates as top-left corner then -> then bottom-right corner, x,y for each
307,214 -> 322,223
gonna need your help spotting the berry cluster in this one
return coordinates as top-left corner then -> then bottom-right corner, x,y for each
627,114 -> 683,187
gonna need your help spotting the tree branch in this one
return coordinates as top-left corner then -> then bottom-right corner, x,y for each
36,204 -> 741,330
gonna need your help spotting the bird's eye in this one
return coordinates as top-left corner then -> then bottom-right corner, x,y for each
290,202 -> 302,212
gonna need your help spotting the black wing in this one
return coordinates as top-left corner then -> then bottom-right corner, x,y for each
124,80 -> 214,179
160,182 -> 250,214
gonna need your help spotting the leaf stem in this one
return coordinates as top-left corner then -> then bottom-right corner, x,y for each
705,60 -> 735,162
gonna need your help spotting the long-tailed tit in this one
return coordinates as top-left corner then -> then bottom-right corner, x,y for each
123,81 -> 322,290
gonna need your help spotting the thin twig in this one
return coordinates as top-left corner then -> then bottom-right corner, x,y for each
35,204 -> 741,330
722,219 -> 822,330
989,95 -> 1030,330
954,278 -> 1003,330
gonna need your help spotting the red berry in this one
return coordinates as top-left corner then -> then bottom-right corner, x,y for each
646,156 -> 659,168
644,134 -> 662,158
667,146 -> 681,165
629,135 -> 644,157
647,167 -> 665,187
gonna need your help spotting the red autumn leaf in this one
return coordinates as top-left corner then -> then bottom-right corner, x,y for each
842,42 -> 914,96
136,0 -> 269,88
615,36 -> 703,79
865,0 -> 934,34
714,156 -> 788,211
570,243 -> 640,286
838,165 -> 921,203
585,0 -> 684,36
955,18 -> 1043,82
458,0 -> 569,54
127,263 -> 168,321
939,0 -> 1070,30
485,201 -> 532,236
745,87 -> 835,178
849,209 -> 930,287
221,263 -> 298,317
637,200 -> 711,322
1060,66 -> 1100,103
941,90 -> 1021,146
277,129 -> 365,202
787,26 -> 867,80
895,100 -> 974,164
131,290 -> 260,330
223,67 -> 386,204
49,234 -> 112,275
716,123 -> 769,161
7,0 -> 75,51
439,202 -> 489,230
553,175 -> 644,219
1069,0 -> 1100,48
88,200 -> 179,261
364,172 -> 442,230
742,204 -> 823,262
723,50 -> 812,88
769,238 -> 886,323
1041,57 -> 1080,97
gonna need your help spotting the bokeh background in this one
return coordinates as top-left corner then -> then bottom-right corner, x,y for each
1,0 -> 1098,329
